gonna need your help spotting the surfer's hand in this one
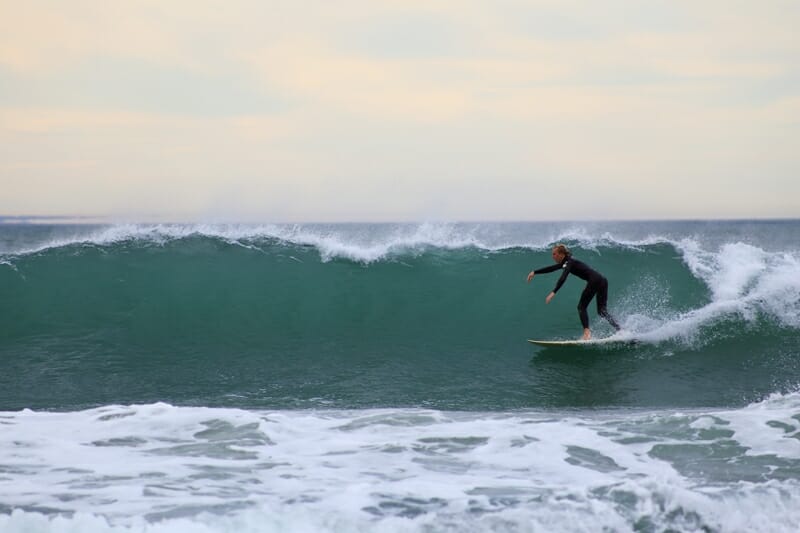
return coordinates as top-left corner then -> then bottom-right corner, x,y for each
545,292 -> 555,304
527,271 -> 535,283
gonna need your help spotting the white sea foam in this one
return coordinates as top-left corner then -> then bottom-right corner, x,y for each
1,220 -> 796,258
0,222 -> 680,261
1,395 -> 799,532
621,239 -> 800,342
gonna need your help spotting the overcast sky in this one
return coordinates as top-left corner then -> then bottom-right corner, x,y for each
1,1 -> 798,222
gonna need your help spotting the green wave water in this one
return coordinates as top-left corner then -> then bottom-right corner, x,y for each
1,221 -> 799,411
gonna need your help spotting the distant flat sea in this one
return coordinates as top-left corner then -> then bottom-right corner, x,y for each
1,220 -> 799,532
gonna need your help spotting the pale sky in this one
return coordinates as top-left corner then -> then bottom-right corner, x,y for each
1,1 -> 798,222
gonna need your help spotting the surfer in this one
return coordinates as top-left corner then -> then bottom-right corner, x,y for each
527,244 -> 620,340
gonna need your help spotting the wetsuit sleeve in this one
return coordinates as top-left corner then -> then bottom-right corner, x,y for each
533,264 -> 561,275
551,261 -> 573,293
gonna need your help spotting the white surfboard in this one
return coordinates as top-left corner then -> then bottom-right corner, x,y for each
528,337 -> 635,347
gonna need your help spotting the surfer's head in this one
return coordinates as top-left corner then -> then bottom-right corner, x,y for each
551,244 -> 570,263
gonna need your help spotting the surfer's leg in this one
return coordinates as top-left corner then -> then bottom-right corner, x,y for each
596,278 -> 621,331
577,284 -> 596,330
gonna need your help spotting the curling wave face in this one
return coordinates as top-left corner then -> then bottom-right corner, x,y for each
1,220 -> 799,411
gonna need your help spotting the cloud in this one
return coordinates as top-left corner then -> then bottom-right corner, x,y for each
0,1 -> 798,220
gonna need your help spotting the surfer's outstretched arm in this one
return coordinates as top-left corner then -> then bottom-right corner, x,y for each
534,264 -> 561,275
527,262 -> 560,283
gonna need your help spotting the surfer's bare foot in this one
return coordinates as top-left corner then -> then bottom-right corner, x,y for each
582,329 -> 591,341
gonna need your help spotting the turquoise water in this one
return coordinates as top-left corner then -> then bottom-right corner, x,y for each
1,221 -> 798,411
1,220 -> 799,532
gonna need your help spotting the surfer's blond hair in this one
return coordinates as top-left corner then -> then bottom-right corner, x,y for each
552,244 -> 570,256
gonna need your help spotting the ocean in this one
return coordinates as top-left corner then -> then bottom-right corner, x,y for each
1,220 -> 799,532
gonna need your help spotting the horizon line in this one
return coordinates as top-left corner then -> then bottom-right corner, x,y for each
1,215 -> 799,225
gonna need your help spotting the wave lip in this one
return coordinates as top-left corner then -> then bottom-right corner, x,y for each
1,222 -> 549,262
3,220 -> 799,259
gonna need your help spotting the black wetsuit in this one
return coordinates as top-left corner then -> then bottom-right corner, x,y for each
534,255 -> 620,331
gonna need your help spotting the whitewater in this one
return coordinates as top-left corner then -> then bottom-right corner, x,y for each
2,396 -> 800,532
